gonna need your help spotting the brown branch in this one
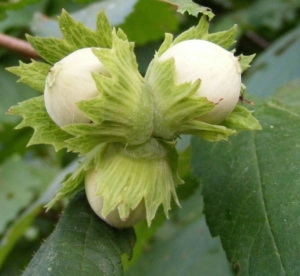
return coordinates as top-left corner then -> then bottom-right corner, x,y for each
0,33 -> 39,59
245,30 -> 270,49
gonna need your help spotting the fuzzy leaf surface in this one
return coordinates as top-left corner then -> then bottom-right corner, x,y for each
22,192 -> 136,276
26,10 -> 113,64
7,60 -> 51,92
157,16 -> 237,57
191,83 -> 300,275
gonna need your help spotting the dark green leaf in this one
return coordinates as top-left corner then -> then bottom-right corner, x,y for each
119,0 -> 179,45
0,155 -> 58,234
0,0 -> 39,20
22,192 -> 136,276
191,84 -> 300,275
0,161 -> 79,267
30,0 -> 138,37
244,25 -> 300,98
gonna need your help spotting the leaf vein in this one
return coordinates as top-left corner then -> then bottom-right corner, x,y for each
267,101 -> 300,119
254,133 -> 287,275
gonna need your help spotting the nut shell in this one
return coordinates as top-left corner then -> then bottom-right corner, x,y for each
44,47 -> 109,126
159,39 -> 242,123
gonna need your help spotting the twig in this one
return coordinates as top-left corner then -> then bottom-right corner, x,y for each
0,33 -> 39,59
245,30 -> 270,49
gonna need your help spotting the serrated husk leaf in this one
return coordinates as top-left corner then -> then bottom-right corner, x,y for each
88,139 -> 183,226
221,105 -> 262,131
6,60 -> 51,92
63,123 -> 128,155
157,16 -> 237,57
45,146 -> 102,209
7,96 -> 72,151
239,54 -> 256,73
59,9 -> 112,49
26,35 -> 76,65
26,10 -> 113,65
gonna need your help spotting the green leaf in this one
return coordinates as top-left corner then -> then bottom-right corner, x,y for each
119,0 -> 179,45
0,0 -> 39,20
191,83 -> 300,274
0,154 -> 62,267
0,1 -> 44,32
8,96 -> 72,151
161,0 -> 215,20
244,24 -> 300,98
6,60 -> 51,93
270,77 -> 300,115
22,192 -> 136,276
0,155 -> 58,234
30,0 -> 138,37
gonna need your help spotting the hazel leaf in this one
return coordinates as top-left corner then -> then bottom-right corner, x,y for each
23,192 -> 136,276
191,88 -> 300,274
161,0 -> 214,20
6,60 -> 51,93
7,96 -> 72,151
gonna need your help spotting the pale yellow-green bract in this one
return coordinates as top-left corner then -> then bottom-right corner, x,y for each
7,9 -> 261,227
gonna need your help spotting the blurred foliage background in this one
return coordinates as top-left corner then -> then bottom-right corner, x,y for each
1,0 -> 300,275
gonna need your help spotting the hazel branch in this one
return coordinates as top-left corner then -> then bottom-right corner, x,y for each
0,33 -> 39,58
